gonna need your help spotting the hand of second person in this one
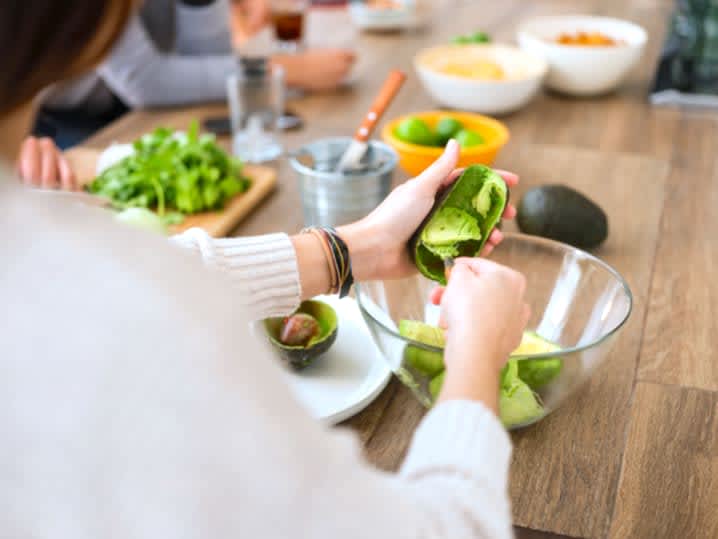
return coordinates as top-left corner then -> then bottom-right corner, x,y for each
273,49 -> 356,91
230,0 -> 271,42
338,140 -> 519,282
17,136 -> 76,190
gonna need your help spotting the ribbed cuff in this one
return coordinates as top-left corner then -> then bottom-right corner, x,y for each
400,400 -> 512,494
175,0 -> 234,55
171,228 -> 301,319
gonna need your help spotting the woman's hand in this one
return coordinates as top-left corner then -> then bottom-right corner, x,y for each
17,136 -> 76,190
272,49 -> 356,91
435,257 -> 530,411
338,140 -> 519,282
230,0 -> 271,42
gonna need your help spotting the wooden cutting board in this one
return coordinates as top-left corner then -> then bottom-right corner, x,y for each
64,147 -> 278,237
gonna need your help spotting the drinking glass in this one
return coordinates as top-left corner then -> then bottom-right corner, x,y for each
271,0 -> 309,52
227,57 -> 285,163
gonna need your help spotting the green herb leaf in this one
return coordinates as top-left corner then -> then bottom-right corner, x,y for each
86,120 -> 250,216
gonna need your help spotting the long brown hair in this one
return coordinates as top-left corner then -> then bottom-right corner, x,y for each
0,0 -> 134,114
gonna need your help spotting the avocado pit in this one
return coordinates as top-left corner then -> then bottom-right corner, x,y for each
264,300 -> 338,370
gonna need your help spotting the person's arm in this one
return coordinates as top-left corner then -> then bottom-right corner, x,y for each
170,141 -> 518,319
169,230 -> 303,318
170,141 -> 519,320
97,7 -> 356,108
175,0 -> 235,55
97,13 -> 235,107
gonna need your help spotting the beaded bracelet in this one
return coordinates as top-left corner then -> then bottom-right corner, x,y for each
301,227 -> 355,298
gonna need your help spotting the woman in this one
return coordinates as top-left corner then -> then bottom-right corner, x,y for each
1,2 -> 529,538
17,0 -> 353,186
35,0 -> 355,149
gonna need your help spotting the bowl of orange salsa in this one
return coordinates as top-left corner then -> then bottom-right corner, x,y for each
517,15 -> 647,96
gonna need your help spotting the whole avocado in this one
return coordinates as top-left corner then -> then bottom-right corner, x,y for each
517,185 -> 608,248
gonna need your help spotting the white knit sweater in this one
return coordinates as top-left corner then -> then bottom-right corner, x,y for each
1,177 -> 514,539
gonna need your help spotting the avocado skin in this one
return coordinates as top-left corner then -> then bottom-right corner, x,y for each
264,300 -> 338,370
517,185 -> 608,248
409,165 -> 508,284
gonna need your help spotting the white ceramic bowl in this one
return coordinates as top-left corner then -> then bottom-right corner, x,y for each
517,15 -> 647,96
414,44 -> 548,115
349,1 -> 427,31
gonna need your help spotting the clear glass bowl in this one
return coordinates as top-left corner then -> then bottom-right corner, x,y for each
355,233 -> 633,429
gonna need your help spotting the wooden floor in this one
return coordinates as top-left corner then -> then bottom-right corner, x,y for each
78,0 -> 718,537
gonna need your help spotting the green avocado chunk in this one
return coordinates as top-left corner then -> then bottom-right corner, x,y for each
398,320 -> 549,428
499,359 -> 545,427
518,358 -> 563,389
399,320 -> 446,377
412,165 -> 508,284
429,371 -> 445,400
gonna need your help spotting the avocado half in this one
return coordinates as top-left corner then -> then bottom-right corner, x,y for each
410,164 -> 508,284
264,300 -> 338,370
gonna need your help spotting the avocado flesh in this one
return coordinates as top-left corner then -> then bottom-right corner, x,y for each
412,165 -> 508,284
399,320 -> 553,428
399,319 -> 445,377
518,358 -> 563,389
429,371 -> 445,400
513,330 -> 562,389
264,300 -> 338,370
500,359 -> 545,427
421,207 -> 481,259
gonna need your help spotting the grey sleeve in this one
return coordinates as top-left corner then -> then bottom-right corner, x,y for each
174,0 -> 235,55
96,10 -> 235,108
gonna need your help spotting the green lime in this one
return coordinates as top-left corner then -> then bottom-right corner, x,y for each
470,31 -> 491,43
394,117 -> 437,146
455,129 -> 485,148
451,31 -> 490,45
451,35 -> 473,45
435,117 -> 464,145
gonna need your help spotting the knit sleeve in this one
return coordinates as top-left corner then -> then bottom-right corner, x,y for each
170,227 -> 301,319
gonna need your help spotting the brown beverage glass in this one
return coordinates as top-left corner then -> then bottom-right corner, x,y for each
271,0 -> 308,52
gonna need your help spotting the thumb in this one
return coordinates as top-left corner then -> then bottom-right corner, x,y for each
413,139 -> 460,193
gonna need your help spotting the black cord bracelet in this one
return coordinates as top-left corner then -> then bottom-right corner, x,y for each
323,227 -> 354,298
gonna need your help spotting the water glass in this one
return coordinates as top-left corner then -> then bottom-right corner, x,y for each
227,57 -> 284,163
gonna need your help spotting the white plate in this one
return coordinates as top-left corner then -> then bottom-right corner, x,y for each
278,295 -> 392,425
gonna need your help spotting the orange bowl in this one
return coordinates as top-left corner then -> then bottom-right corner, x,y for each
382,111 -> 509,176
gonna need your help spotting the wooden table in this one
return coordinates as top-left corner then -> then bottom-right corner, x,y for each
74,1 -> 718,537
